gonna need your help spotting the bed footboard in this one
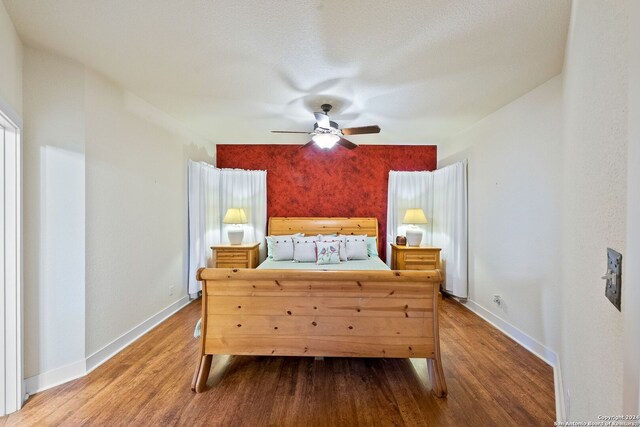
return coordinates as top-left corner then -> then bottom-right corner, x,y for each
191,268 -> 447,397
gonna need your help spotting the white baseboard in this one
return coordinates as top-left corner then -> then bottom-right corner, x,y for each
25,295 -> 192,395
24,359 -> 87,395
553,358 -> 566,422
86,295 -> 191,373
459,299 -> 564,422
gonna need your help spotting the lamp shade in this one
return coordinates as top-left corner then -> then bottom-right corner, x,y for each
403,208 -> 428,224
223,208 -> 248,224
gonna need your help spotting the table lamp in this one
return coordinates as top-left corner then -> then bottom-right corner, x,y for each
223,208 -> 248,245
403,208 -> 428,247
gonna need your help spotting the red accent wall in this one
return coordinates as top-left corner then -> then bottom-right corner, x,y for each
216,144 -> 437,259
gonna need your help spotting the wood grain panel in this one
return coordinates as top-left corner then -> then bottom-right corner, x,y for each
206,314 -> 432,338
207,295 -> 432,317
204,335 -> 435,358
193,266 -> 444,394
206,280 -> 433,298
269,217 -> 378,238
199,268 -> 441,283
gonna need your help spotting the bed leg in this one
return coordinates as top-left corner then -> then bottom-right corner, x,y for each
191,354 -> 213,393
427,356 -> 448,398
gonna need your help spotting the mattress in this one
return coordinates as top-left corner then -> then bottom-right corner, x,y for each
257,257 -> 390,271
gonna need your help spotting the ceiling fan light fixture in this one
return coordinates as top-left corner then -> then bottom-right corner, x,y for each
312,133 -> 340,149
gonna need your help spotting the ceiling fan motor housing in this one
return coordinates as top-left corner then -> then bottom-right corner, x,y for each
313,121 -> 341,133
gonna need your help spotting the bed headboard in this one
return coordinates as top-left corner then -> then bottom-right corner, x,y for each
268,217 -> 379,244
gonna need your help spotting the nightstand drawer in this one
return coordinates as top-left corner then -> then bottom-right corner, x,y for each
403,262 -> 435,270
404,253 -> 437,263
216,251 -> 249,261
216,261 -> 249,269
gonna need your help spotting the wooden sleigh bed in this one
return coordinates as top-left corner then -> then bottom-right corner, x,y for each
191,217 -> 447,397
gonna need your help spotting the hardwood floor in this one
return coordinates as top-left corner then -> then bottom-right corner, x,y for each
3,296 -> 555,426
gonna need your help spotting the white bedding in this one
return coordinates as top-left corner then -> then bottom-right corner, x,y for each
257,257 -> 390,271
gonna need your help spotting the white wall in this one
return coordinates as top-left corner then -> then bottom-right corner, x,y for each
84,68 -> 215,356
560,0 -> 628,419
440,2 -> 630,420
22,45 -> 215,386
23,48 -> 86,379
625,0 -> 640,415
0,1 -> 22,116
439,76 -> 563,358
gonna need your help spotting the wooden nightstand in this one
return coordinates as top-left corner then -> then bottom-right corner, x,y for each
391,244 -> 441,270
211,243 -> 259,269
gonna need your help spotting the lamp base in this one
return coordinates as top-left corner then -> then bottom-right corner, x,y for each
406,227 -> 423,247
227,228 -> 244,245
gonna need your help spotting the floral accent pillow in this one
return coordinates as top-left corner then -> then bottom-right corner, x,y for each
315,241 -> 341,265
322,235 -> 347,261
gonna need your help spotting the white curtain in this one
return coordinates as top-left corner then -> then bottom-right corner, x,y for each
218,168 -> 268,260
432,161 -> 468,297
386,171 -> 434,263
187,161 -> 267,296
386,161 -> 468,297
188,161 -> 219,297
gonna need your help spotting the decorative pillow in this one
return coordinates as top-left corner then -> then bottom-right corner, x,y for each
324,235 -> 347,261
366,237 -> 379,257
315,241 -> 341,265
345,235 -> 368,260
266,233 -> 303,258
293,236 -> 318,262
318,233 -> 338,239
271,236 -> 296,261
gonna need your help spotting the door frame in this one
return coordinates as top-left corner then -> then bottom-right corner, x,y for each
0,96 -> 23,415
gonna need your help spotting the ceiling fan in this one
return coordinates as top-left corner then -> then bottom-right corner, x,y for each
271,104 -> 381,150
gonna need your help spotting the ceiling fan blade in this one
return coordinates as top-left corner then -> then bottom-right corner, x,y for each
341,125 -> 381,135
314,112 -> 331,129
271,130 -> 310,134
300,140 -> 316,149
337,137 -> 358,150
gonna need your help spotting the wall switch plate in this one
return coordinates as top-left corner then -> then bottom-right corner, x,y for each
604,248 -> 622,311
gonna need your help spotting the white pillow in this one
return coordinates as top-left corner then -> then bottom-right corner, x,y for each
318,233 -> 337,239
292,236 -> 318,262
345,235 -> 368,260
323,235 -> 347,261
271,236 -> 295,261
266,233 -> 302,258
367,237 -> 379,257
315,241 -> 341,265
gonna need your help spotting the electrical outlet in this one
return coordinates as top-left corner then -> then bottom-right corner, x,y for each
603,248 -> 622,311
169,285 -> 175,296
493,295 -> 502,306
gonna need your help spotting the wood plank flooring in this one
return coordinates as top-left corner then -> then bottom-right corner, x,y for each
2,296 -> 555,426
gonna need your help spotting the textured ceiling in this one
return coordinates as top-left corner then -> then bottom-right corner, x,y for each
4,0 -> 570,145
